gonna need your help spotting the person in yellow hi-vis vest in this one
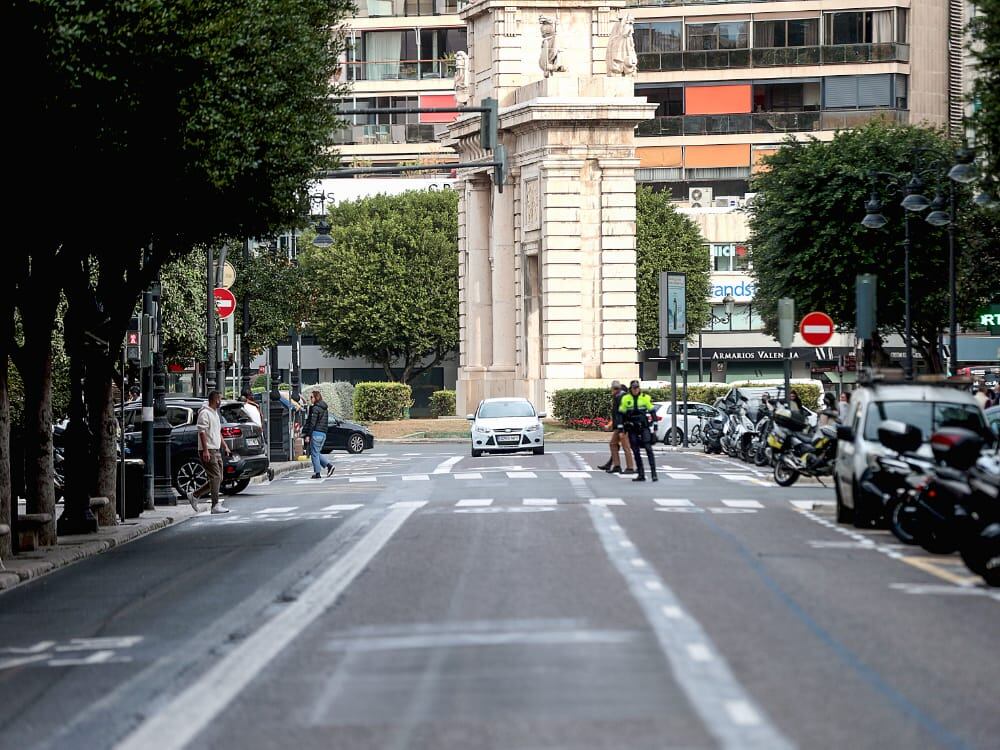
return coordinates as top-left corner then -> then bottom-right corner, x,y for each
618,380 -> 658,482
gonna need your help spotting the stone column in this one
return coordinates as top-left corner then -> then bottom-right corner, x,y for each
458,178 -> 493,408
488,172 -> 516,392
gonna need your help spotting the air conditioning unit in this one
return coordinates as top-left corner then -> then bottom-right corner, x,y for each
688,187 -> 713,208
714,196 -> 740,208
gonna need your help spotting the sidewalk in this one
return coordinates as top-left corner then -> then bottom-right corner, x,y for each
1,461 -> 303,593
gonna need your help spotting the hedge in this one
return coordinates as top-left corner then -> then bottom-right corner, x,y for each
551,382 -> 823,425
429,389 -> 456,418
354,382 -> 413,421
308,381 -> 356,420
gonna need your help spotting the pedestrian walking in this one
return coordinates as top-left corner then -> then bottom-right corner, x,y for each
303,389 -> 335,480
240,388 -> 263,428
190,390 -> 230,514
127,386 -> 141,404
788,389 -> 804,414
838,392 -> 850,423
596,380 -> 635,475
619,380 -> 657,482
818,392 -> 839,426
973,385 -> 989,410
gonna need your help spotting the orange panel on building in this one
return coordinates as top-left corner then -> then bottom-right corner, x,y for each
685,85 -> 752,115
637,146 -> 682,168
419,94 -> 458,123
684,144 -> 751,168
752,147 -> 780,173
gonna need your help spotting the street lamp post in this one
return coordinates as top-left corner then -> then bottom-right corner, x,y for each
240,238 -> 253,394
151,273 -> 177,505
700,295 -> 736,382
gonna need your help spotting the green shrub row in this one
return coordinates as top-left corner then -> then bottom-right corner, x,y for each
551,382 -> 822,425
354,382 -> 413,421
429,389 -> 456,418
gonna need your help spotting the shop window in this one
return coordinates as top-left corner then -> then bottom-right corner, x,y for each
710,243 -> 751,272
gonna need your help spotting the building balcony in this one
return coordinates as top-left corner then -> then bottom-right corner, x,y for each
638,43 -> 909,72
635,108 -> 907,137
331,122 -> 441,145
343,58 -> 455,82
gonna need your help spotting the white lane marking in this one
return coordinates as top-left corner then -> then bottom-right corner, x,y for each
654,498 -> 693,507
403,453 -> 421,456
587,506 -> 793,750
686,643 -> 713,662
391,501 -> 428,509
454,472 -> 483,480
114,504 -> 421,750
507,471 -> 537,479
590,497 -> 625,506
321,504 -> 363,512
523,497 -> 558,506
254,507 -> 297,515
666,472 -> 699,480
348,476 -> 377,483
561,471 -> 592,478
456,498 -> 493,507
294,479 -> 324,485
721,500 -> 764,509
644,580 -> 664,591
432,456 -> 463,474
725,700 -> 762,727
402,474 -> 429,481
721,474 -> 755,482
789,500 -> 834,510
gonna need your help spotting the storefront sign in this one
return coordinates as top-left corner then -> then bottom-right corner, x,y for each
686,346 -> 853,362
710,274 -> 756,301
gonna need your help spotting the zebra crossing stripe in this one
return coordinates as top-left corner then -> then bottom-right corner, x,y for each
654,499 -> 693,507
456,498 -> 493,507
721,500 -> 764,509
454,472 -> 483,480
590,498 -> 625,506
348,477 -> 377,483
523,498 -> 558,506
507,472 -> 537,479
667,473 -> 699,480
560,471 -> 591,478
321,504 -> 364,511
402,475 -> 429,481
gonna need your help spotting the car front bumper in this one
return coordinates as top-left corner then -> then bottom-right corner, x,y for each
472,432 -> 544,450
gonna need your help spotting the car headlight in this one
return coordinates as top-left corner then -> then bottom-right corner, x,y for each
525,422 -> 542,432
473,425 -> 491,434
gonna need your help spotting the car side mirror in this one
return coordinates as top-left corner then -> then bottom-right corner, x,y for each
466,414 -> 475,420
836,425 -> 854,442
537,412 -> 547,419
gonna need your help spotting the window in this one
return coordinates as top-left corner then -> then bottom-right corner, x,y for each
823,74 -> 894,109
301,369 -> 319,386
635,21 -> 682,53
707,303 -> 763,332
710,243 -> 751,272
753,82 -> 821,112
863,401 -> 985,441
167,407 -> 191,427
351,96 -> 419,125
825,10 -> 895,45
419,28 -> 466,60
754,19 -> 819,48
687,22 -> 748,51
478,401 -> 535,418
896,8 -> 908,44
644,86 -> 683,117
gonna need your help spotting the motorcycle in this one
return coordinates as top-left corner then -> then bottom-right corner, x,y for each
702,414 -> 725,454
771,408 -> 838,487
750,408 -> 776,467
866,420 -> 935,539
720,400 -> 754,460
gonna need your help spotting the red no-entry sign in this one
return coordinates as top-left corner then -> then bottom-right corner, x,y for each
214,287 -> 237,319
800,311 -> 835,346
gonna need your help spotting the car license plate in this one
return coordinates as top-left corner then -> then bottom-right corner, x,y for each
497,435 -> 520,444
246,438 -> 260,447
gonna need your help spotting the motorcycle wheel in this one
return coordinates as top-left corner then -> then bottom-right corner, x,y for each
960,527 -> 1000,585
886,496 -> 918,545
919,529 -> 958,556
753,442 -> 769,466
773,460 -> 799,487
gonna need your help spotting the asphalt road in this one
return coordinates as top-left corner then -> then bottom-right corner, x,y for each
1,442 -> 998,750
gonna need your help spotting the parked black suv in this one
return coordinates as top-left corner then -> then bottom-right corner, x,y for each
122,397 -> 269,498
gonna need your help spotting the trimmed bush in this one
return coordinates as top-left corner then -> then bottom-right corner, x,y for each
429,389 -> 456,418
354,382 -> 413,421
251,374 -> 269,391
309,381 -> 356,420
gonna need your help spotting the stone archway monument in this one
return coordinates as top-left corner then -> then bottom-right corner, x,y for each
447,2 -> 655,414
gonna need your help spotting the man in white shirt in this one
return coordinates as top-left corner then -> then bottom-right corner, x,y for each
240,389 -> 263,428
191,390 -> 231,513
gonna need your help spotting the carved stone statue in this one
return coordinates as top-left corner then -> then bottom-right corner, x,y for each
606,13 -> 637,76
453,50 -> 470,103
538,15 -> 566,77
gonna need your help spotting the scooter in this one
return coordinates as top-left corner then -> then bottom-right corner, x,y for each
702,415 -> 725,454
771,408 -> 838,487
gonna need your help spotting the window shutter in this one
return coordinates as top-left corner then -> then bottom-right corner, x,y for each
857,74 -> 891,107
824,76 -> 858,108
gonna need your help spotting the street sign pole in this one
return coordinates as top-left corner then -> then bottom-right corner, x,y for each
778,298 -> 795,403
681,341 -> 689,447
141,291 -> 155,511
670,356 -> 678,446
206,248 -> 217,395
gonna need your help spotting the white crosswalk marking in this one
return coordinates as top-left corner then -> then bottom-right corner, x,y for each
348,477 -> 377,483
507,472 -> 537,479
523,498 -> 558,506
721,474 -> 755,482
402,475 -> 429,481
560,471 -> 591,478
456,499 -> 493,507
654,498 -> 693,507
666,473 -> 699,480
721,500 -> 764,509
254,507 -> 297,515
454,473 -> 483,480
790,500 -> 835,510
590,498 -> 625,506
321,504 -> 364,511
390,501 -> 428,509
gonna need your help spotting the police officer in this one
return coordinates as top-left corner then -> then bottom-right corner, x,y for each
618,380 -> 657,482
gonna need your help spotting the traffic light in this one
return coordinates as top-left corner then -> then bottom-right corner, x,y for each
126,328 -> 140,363
480,97 -> 498,151
494,144 -> 507,193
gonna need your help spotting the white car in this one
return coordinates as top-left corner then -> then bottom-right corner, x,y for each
467,397 -> 546,457
651,401 -> 723,445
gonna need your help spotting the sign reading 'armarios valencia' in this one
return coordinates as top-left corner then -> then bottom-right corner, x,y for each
711,350 -> 801,360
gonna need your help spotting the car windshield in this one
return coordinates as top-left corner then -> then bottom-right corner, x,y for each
863,401 -> 985,441
478,401 -> 535,419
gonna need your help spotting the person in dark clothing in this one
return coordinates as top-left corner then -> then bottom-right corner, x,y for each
618,380 -> 657,482
302,389 -> 334,479
597,380 -> 636,474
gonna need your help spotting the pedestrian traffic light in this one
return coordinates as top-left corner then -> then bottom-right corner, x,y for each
494,143 -> 507,193
480,97 -> 498,151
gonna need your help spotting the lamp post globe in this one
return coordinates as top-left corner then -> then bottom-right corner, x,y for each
723,294 -> 735,318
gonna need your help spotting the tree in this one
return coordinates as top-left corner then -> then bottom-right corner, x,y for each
636,186 -> 711,350
230,249 -> 312,356
300,191 -> 460,384
971,1 -> 1000,193
748,121 -> 1000,373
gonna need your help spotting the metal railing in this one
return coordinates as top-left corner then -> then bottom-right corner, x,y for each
637,43 -> 909,72
636,109 -> 903,137
343,58 -> 456,82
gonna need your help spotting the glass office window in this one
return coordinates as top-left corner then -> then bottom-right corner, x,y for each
635,21 -> 682,53
687,22 -> 748,51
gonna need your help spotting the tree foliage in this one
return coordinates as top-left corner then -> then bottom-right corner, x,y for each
748,122 -> 1000,372
636,187 -> 711,350
301,191 -> 460,385
971,1 -> 1000,192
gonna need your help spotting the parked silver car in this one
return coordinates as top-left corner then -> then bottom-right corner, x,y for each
833,383 -> 986,526
467,397 -> 546,457
651,401 -> 723,445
